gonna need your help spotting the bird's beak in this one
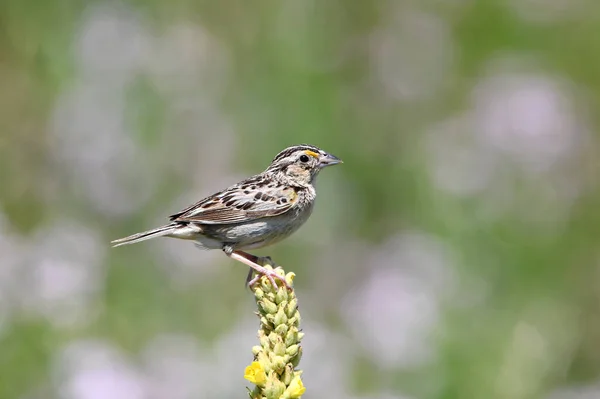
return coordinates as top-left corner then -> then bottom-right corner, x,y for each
319,153 -> 343,168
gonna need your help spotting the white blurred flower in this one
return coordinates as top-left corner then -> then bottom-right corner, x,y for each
342,232 -> 454,369
426,113 -> 498,197
0,212 -> 27,332
209,316 -> 263,396
140,317 -> 258,399
156,237 -> 223,289
159,104 -> 237,186
472,69 -> 582,173
548,384 -> 600,399
141,334 -> 208,399
54,340 -> 147,399
52,5 -> 233,218
77,4 -> 150,81
145,24 -> 229,96
22,221 -> 105,328
301,322 -> 356,399
426,58 -> 590,230
50,74 -> 157,217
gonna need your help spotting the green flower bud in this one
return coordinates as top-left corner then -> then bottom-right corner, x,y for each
285,328 -> 298,347
260,299 -> 277,314
274,307 -> 288,326
282,364 -> 294,386
254,288 -> 265,300
275,268 -> 285,278
274,324 -> 288,336
274,341 -> 286,357
286,299 -> 298,318
268,332 -> 280,346
287,315 -> 298,327
252,346 -> 262,356
290,346 -> 303,368
272,355 -> 286,373
263,377 -> 285,399
285,344 -> 299,358
277,300 -> 288,313
275,287 -> 289,304
266,351 -> 276,364
259,333 -> 270,348
261,278 -> 271,292
265,314 -> 275,324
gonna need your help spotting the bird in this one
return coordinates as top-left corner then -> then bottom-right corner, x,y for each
111,144 -> 342,289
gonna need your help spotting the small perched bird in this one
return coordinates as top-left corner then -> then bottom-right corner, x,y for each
111,144 -> 342,289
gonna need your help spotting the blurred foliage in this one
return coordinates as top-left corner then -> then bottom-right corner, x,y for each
1,0 -> 600,399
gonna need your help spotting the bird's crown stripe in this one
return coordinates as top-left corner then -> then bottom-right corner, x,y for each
272,145 -> 321,163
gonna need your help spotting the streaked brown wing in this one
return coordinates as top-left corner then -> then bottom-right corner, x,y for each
170,183 -> 298,225
168,192 -> 224,221
168,175 -> 264,221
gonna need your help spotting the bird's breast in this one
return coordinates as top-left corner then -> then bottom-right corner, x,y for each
233,200 -> 314,250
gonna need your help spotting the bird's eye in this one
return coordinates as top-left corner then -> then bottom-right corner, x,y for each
299,154 -> 310,163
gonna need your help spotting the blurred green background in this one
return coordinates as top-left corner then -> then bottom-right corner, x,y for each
2,0 -> 600,398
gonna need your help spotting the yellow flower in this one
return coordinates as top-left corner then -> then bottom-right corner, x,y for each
244,361 -> 267,386
286,375 -> 306,398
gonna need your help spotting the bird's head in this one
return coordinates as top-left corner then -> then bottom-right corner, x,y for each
265,144 -> 342,186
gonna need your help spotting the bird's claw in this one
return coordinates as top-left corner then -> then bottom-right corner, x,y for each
247,266 -> 292,290
245,257 -> 276,287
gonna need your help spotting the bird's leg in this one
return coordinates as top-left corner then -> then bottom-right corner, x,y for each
227,250 -> 291,290
245,267 -> 255,287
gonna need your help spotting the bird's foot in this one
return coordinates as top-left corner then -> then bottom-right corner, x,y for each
229,250 -> 291,290
247,265 -> 291,290
245,256 -> 276,286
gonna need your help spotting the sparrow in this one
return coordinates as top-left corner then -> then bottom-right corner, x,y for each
111,144 -> 342,288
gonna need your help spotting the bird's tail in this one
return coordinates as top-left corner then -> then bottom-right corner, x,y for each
111,224 -> 177,247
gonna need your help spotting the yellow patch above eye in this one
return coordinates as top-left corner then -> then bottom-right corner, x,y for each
304,150 -> 320,158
